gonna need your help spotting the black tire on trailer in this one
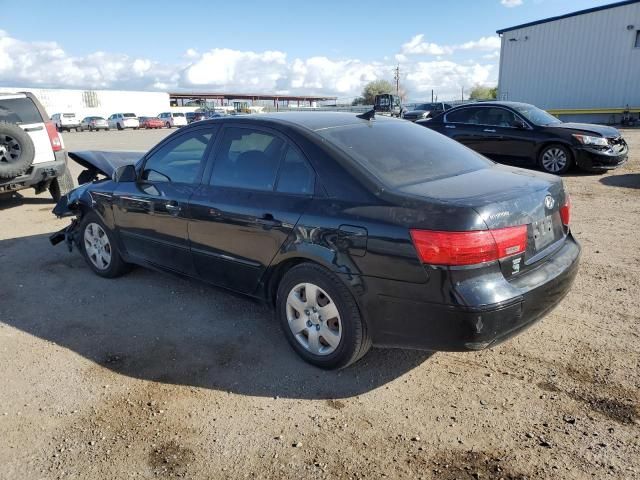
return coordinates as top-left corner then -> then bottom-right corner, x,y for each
0,121 -> 36,179
49,166 -> 75,202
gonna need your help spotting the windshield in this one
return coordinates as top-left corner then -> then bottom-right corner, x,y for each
512,104 -> 561,126
318,120 -> 492,188
123,113 -> 136,118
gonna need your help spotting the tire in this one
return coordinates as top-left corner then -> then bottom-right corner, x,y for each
79,212 -> 131,278
0,121 -> 36,179
166,122 -> 171,128
49,167 -> 75,202
117,123 -> 123,131
75,127 -> 81,132
276,263 -> 371,369
539,144 -> 572,175
106,127 -> 110,131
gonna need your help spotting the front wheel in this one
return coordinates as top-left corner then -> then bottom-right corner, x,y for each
117,123 -> 123,131
276,263 -> 371,369
79,212 -> 131,278
539,144 -> 572,175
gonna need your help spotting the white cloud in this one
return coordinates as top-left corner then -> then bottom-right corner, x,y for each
457,36 -> 502,51
501,0 -> 523,7
401,34 -> 453,55
0,30 -> 499,100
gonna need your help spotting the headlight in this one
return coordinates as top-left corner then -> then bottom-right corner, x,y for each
572,134 -> 608,147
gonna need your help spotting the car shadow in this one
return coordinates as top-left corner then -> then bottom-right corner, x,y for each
0,233 -> 433,400
599,173 -> 640,190
0,191 -> 54,210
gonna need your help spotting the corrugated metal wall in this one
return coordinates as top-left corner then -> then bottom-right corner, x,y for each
498,2 -> 640,110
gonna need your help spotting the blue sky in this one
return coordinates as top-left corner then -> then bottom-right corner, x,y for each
0,0 -> 622,100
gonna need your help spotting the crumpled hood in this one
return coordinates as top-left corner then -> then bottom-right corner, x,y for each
68,151 -> 143,177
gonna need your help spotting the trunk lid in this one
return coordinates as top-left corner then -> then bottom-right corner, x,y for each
399,164 -> 568,276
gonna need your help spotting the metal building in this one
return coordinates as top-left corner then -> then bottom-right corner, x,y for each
497,0 -> 640,123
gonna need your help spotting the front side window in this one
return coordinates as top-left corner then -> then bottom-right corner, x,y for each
210,127 -> 285,191
142,129 -> 213,184
276,146 -> 315,195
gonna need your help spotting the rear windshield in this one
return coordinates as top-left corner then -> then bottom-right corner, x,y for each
123,113 -> 136,118
173,113 -> 185,117
63,113 -> 75,118
0,97 -> 43,124
318,120 -> 492,188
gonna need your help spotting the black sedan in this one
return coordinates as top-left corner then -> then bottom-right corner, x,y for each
402,102 -> 451,122
51,112 -> 580,369
418,101 -> 628,174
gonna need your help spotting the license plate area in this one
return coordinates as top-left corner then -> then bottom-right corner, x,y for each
532,216 -> 554,250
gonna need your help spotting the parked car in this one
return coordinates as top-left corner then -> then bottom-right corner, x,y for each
418,101 -> 628,174
158,112 -> 188,128
51,113 -> 81,132
0,92 -> 74,201
50,112 -> 580,369
402,102 -> 452,122
186,111 -> 223,123
107,113 -> 140,130
139,116 -> 164,129
80,116 -> 109,131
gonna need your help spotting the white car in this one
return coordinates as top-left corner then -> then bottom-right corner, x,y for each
0,92 -> 74,201
51,113 -> 81,132
158,112 -> 188,128
107,113 -> 140,130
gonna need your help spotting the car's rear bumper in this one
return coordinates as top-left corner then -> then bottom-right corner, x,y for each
0,152 -> 67,193
363,234 -> 581,351
574,144 -> 628,171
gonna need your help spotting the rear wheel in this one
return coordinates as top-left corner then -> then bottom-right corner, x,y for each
49,167 -> 74,202
539,144 -> 572,175
79,212 -> 131,278
117,123 -> 123,130
276,263 -> 371,369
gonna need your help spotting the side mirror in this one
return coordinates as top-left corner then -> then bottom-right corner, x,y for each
513,119 -> 527,129
113,164 -> 137,183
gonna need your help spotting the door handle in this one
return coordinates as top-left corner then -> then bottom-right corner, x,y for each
483,129 -> 497,133
165,203 -> 181,215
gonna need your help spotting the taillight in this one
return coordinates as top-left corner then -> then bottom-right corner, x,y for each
560,194 -> 571,227
45,121 -> 62,152
410,225 -> 528,266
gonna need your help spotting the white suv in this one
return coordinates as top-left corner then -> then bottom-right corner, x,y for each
51,112 -> 81,132
107,113 -> 140,130
158,112 -> 188,128
0,92 -> 74,201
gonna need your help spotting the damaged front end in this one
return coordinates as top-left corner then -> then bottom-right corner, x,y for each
49,182 -> 94,251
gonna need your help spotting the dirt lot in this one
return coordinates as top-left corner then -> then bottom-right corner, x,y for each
0,128 -> 638,480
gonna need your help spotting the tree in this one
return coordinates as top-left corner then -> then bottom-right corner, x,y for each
351,96 -> 366,106
469,85 -> 498,101
361,79 -> 395,105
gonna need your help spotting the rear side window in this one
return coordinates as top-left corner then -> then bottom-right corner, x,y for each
142,130 -> 213,184
0,98 -> 43,124
210,127 -> 285,191
318,120 -> 492,188
276,146 -> 315,195
445,107 -> 481,124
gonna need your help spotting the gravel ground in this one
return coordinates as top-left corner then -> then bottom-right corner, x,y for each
0,127 -> 638,479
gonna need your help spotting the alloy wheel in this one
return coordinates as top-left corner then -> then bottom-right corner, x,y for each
286,282 -> 342,355
541,147 -> 568,173
84,222 -> 112,270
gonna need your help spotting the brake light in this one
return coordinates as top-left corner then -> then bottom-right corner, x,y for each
45,121 -> 62,152
560,195 -> 571,226
410,225 -> 528,266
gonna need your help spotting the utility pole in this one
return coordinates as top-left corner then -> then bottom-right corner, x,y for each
393,65 -> 400,97
431,89 -> 434,103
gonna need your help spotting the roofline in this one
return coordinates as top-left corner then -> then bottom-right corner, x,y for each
168,92 -> 337,101
496,0 -> 640,34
